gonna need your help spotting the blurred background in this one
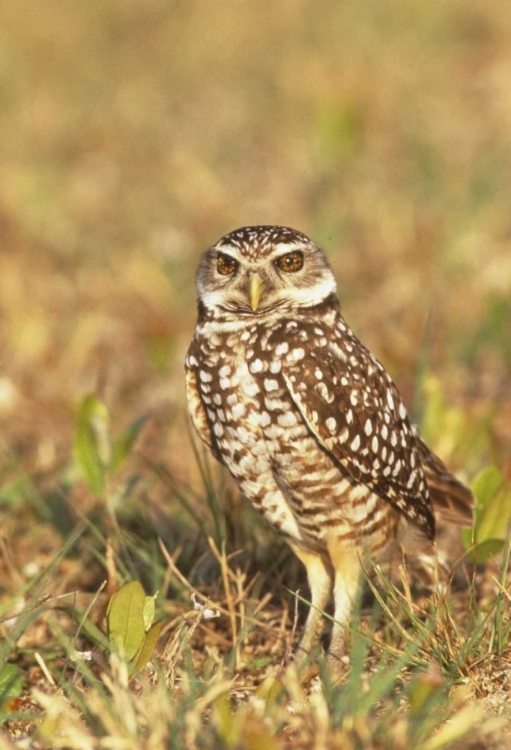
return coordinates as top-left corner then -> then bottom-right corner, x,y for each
0,0 -> 510,581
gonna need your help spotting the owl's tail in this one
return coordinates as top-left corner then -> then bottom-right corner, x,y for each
393,437 -> 474,588
416,436 -> 474,527
394,436 -> 474,588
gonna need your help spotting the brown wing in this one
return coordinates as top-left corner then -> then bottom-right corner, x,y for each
414,435 -> 474,526
184,344 -> 225,465
279,319 -> 435,538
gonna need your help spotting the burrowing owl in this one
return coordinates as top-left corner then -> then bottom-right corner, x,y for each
185,225 -> 473,670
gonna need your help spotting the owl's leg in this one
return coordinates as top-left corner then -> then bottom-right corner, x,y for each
288,544 -> 333,665
326,544 -> 362,673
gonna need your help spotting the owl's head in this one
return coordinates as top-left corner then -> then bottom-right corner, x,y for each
196,226 -> 337,317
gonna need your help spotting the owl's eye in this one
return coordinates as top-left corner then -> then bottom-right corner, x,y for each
217,252 -> 239,276
275,251 -> 304,273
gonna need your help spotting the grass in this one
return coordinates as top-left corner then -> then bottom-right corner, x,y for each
0,399 -> 510,749
1,0 -> 511,747
0,526 -> 508,750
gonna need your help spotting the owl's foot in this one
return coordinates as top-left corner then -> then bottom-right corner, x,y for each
325,649 -> 349,683
324,627 -> 350,682
290,642 -> 321,683
290,646 -> 347,685
293,659 -> 320,684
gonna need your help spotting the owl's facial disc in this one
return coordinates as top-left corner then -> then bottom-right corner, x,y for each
196,228 -> 337,316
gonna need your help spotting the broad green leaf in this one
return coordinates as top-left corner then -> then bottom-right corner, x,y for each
463,466 -> 511,562
475,483 -> 511,547
133,620 -> 163,672
472,466 -> 503,508
110,415 -> 148,476
469,539 -> 506,565
107,581 -> 146,659
0,664 -> 23,706
142,594 -> 156,632
73,394 -> 111,495
461,520 -> 474,550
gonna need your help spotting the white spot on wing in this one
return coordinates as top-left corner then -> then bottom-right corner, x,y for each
338,427 -> 349,443
317,382 -> 334,403
326,417 -> 337,432
259,411 -> 271,427
250,359 -> 263,373
231,402 -> 246,420
264,379 -> 279,392
278,411 -> 298,427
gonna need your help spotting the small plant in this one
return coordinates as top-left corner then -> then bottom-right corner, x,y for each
106,581 -> 163,673
73,393 -> 147,502
462,466 -> 511,563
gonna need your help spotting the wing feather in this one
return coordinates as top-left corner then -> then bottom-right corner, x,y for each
185,344 -> 225,464
278,319 -> 435,537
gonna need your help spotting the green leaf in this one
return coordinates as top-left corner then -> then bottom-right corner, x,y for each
142,594 -> 156,632
472,466 -> 503,508
0,664 -> 23,706
475,483 -> 511,546
463,466 -> 511,562
73,394 -> 111,495
246,655 -> 273,670
110,415 -> 148,476
469,539 -> 506,565
462,526 -> 473,550
107,581 -> 146,659
133,620 -> 163,672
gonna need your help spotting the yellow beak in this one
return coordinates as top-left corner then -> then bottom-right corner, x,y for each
248,273 -> 265,312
